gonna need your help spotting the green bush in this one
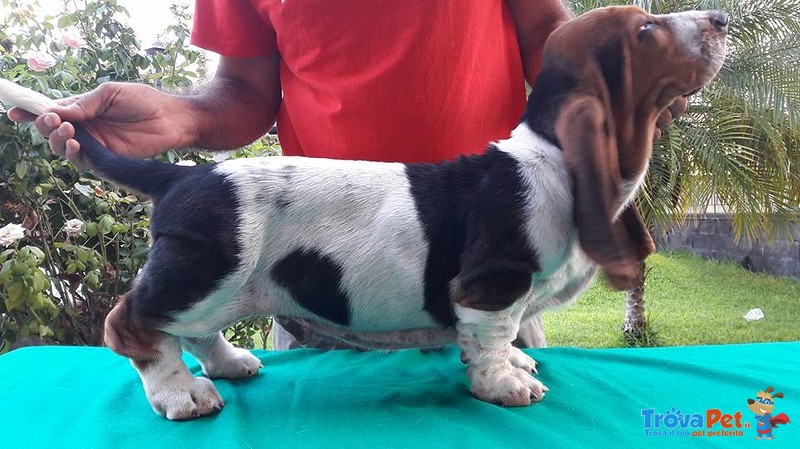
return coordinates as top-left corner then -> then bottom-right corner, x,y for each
0,0 -> 274,353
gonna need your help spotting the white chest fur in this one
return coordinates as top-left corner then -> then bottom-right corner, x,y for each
495,124 -> 599,319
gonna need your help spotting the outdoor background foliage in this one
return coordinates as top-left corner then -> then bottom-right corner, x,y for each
0,0 -> 276,353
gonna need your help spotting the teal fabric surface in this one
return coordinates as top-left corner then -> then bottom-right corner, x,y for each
0,343 -> 798,448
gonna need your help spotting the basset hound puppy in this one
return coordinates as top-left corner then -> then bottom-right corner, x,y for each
2,6 -> 727,420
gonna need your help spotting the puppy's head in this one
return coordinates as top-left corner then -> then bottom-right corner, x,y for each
535,6 -> 727,288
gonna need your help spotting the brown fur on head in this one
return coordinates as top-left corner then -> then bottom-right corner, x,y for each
543,6 -> 727,288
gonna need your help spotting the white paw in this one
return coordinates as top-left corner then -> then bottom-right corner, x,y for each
147,376 -> 224,420
202,347 -> 263,380
469,361 -> 549,407
508,346 -> 539,374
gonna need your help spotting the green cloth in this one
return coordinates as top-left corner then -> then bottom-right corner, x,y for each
0,343 -> 798,448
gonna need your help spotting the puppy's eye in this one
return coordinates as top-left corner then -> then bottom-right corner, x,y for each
638,20 -> 656,39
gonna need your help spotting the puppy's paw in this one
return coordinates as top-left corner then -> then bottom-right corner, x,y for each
508,346 -> 538,374
148,376 -> 224,421
202,347 -> 263,380
470,362 -> 548,407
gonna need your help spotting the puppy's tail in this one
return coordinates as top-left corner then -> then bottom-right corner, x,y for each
74,126 -> 192,199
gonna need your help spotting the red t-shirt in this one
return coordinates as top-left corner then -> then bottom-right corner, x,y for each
191,0 -> 527,163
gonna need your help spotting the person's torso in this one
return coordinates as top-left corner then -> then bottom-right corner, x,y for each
254,0 -> 527,162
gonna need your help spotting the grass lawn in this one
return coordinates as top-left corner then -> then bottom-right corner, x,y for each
542,251 -> 800,348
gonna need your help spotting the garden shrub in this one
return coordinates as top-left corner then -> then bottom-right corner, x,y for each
0,0 -> 276,353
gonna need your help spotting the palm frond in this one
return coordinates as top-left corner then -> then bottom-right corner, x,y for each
717,0 -> 800,46
716,33 -> 800,128
643,90 -> 800,242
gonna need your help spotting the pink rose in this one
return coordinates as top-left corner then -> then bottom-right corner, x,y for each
60,31 -> 87,49
26,52 -> 56,72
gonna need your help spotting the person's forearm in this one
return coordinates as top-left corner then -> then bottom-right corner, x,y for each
182,78 -> 279,150
506,0 -> 573,85
182,54 -> 282,150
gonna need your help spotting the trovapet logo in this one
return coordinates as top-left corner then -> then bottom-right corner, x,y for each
641,386 -> 792,440
641,407 -> 749,438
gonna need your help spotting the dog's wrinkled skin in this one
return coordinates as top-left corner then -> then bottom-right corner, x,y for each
90,7 -> 727,420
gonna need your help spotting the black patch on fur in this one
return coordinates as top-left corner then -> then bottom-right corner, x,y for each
73,128 -> 242,323
522,55 -> 578,148
274,195 -> 292,210
403,163 -> 463,326
282,165 -> 296,181
594,39 -> 625,105
274,165 -> 296,210
270,248 -> 351,326
130,165 -> 242,322
455,271 -> 533,311
405,148 -> 541,326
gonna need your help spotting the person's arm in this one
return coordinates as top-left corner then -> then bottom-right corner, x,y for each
8,54 -> 281,165
186,54 -> 282,150
505,0 -> 572,86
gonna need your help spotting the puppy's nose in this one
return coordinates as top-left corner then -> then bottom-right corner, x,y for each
710,11 -> 728,32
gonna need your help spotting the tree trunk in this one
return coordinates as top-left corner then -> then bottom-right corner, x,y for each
623,260 -> 647,336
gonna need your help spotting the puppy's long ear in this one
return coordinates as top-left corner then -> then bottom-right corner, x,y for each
556,96 -> 642,289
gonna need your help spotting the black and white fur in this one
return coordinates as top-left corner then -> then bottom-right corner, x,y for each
91,120 -> 574,417
1,8 -> 727,420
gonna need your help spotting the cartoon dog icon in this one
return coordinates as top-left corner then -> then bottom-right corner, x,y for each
747,386 -> 791,440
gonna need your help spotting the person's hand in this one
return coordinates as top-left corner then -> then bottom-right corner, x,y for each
652,96 -> 688,142
7,82 -> 196,167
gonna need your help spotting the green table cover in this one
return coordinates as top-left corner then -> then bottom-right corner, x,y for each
0,342 -> 798,448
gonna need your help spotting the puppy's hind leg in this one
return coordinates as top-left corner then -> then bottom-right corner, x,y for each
104,295 -> 224,420
453,272 -> 548,407
182,332 -> 263,380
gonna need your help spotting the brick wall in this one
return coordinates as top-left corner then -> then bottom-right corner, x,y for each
655,215 -> 800,279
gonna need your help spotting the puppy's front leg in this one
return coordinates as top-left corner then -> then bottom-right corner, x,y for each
453,274 -> 547,406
